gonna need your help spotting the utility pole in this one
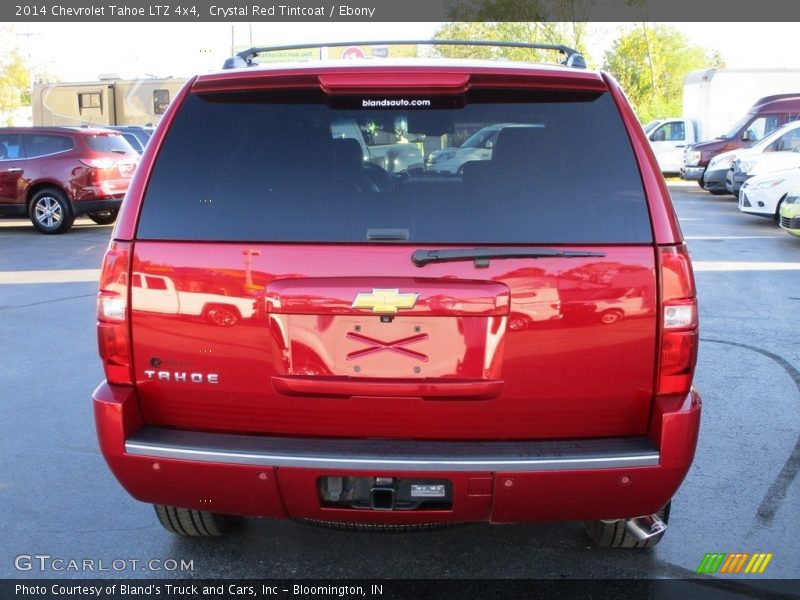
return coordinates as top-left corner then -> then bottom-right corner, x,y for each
16,29 -> 39,80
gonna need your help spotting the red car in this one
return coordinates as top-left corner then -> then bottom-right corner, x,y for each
94,42 -> 700,547
0,127 -> 138,233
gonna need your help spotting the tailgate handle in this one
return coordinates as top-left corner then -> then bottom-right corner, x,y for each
271,376 -> 503,401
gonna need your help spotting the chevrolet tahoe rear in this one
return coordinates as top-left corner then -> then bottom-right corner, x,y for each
94,43 -> 700,547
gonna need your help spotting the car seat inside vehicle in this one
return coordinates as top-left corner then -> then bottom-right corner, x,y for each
333,138 -> 380,193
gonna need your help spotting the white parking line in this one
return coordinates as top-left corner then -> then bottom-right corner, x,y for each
0,269 -> 100,284
693,261 -> 800,272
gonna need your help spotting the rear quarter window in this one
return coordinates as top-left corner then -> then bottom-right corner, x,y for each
138,87 -> 652,244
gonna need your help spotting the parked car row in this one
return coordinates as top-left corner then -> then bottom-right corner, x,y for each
704,119 -> 800,195
0,125 -> 151,233
666,113 -> 800,239
681,94 -> 800,189
704,117 -> 800,238
645,95 -> 800,177
639,92 -> 800,241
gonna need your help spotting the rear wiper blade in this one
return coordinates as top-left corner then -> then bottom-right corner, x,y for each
412,247 -> 606,268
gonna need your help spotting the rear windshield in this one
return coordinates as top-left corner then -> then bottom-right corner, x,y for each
86,133 -> 134,154
138,89 -> 651,243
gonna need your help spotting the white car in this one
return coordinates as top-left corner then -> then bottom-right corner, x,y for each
427,123 -> 523,175
643,118 -> 697,174
738,167 -> 800,220
426,124 -> 503,175
704,120 -> 800,194
727,129 -> 800,194
734,147 -> 800,178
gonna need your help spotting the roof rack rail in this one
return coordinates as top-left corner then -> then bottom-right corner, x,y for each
222,40 -> 587,70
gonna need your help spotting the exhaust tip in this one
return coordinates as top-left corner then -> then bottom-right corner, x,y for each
624,513 -> 667,542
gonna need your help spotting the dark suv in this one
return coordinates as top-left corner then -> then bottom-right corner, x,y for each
105,126 -> 154,155
0,127 -> 138,233
94,42 -> 700,547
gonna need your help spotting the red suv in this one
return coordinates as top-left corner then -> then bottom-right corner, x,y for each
94,42 -> 701,547
0,127 -> 138,233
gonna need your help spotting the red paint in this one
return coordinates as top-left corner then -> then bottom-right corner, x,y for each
125,242 -> 658,439
93,382 -> 700,523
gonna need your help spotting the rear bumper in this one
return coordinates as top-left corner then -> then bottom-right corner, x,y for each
94,383 -> 701,524
71,198 -> 123,217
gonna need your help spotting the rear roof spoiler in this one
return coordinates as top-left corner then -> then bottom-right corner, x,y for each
222,40 -> 587,70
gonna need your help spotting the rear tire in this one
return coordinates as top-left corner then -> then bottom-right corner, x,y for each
154,505 -> 241,536
203,304 -> 241,327
598,309 -> 623,325
584,502 -> 671,548
29,188 -> 74,234
87,209 -> 119,225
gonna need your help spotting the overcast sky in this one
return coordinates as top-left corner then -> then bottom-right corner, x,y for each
11,22 -> 800,82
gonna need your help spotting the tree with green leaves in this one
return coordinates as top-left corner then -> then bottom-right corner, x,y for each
0,31 -> 31,125
433,22 -> 590,66
603,24 -> 724,123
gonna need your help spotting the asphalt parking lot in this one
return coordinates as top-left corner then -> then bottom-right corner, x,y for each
0,189 -> 798,587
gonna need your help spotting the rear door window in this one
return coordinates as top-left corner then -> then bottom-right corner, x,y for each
138,89 -> 652,244
24,134 -> 74,158
0,134 -> 23,160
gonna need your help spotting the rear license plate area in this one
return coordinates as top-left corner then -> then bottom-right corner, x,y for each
319,476 -> 452,511
284,315 -> 496,379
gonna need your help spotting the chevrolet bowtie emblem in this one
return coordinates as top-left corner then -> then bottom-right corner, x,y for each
351,289 -> 419,314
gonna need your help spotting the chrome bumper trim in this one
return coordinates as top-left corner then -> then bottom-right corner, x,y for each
125,428 -> 659,472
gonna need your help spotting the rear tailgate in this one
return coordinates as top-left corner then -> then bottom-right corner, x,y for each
127,65 -> 659,441
129,243 -> 657,440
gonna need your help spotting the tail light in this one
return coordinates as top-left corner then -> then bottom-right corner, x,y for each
80,158 -> 116,184
658,244 -> 698,396
97,241 -> 133,385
